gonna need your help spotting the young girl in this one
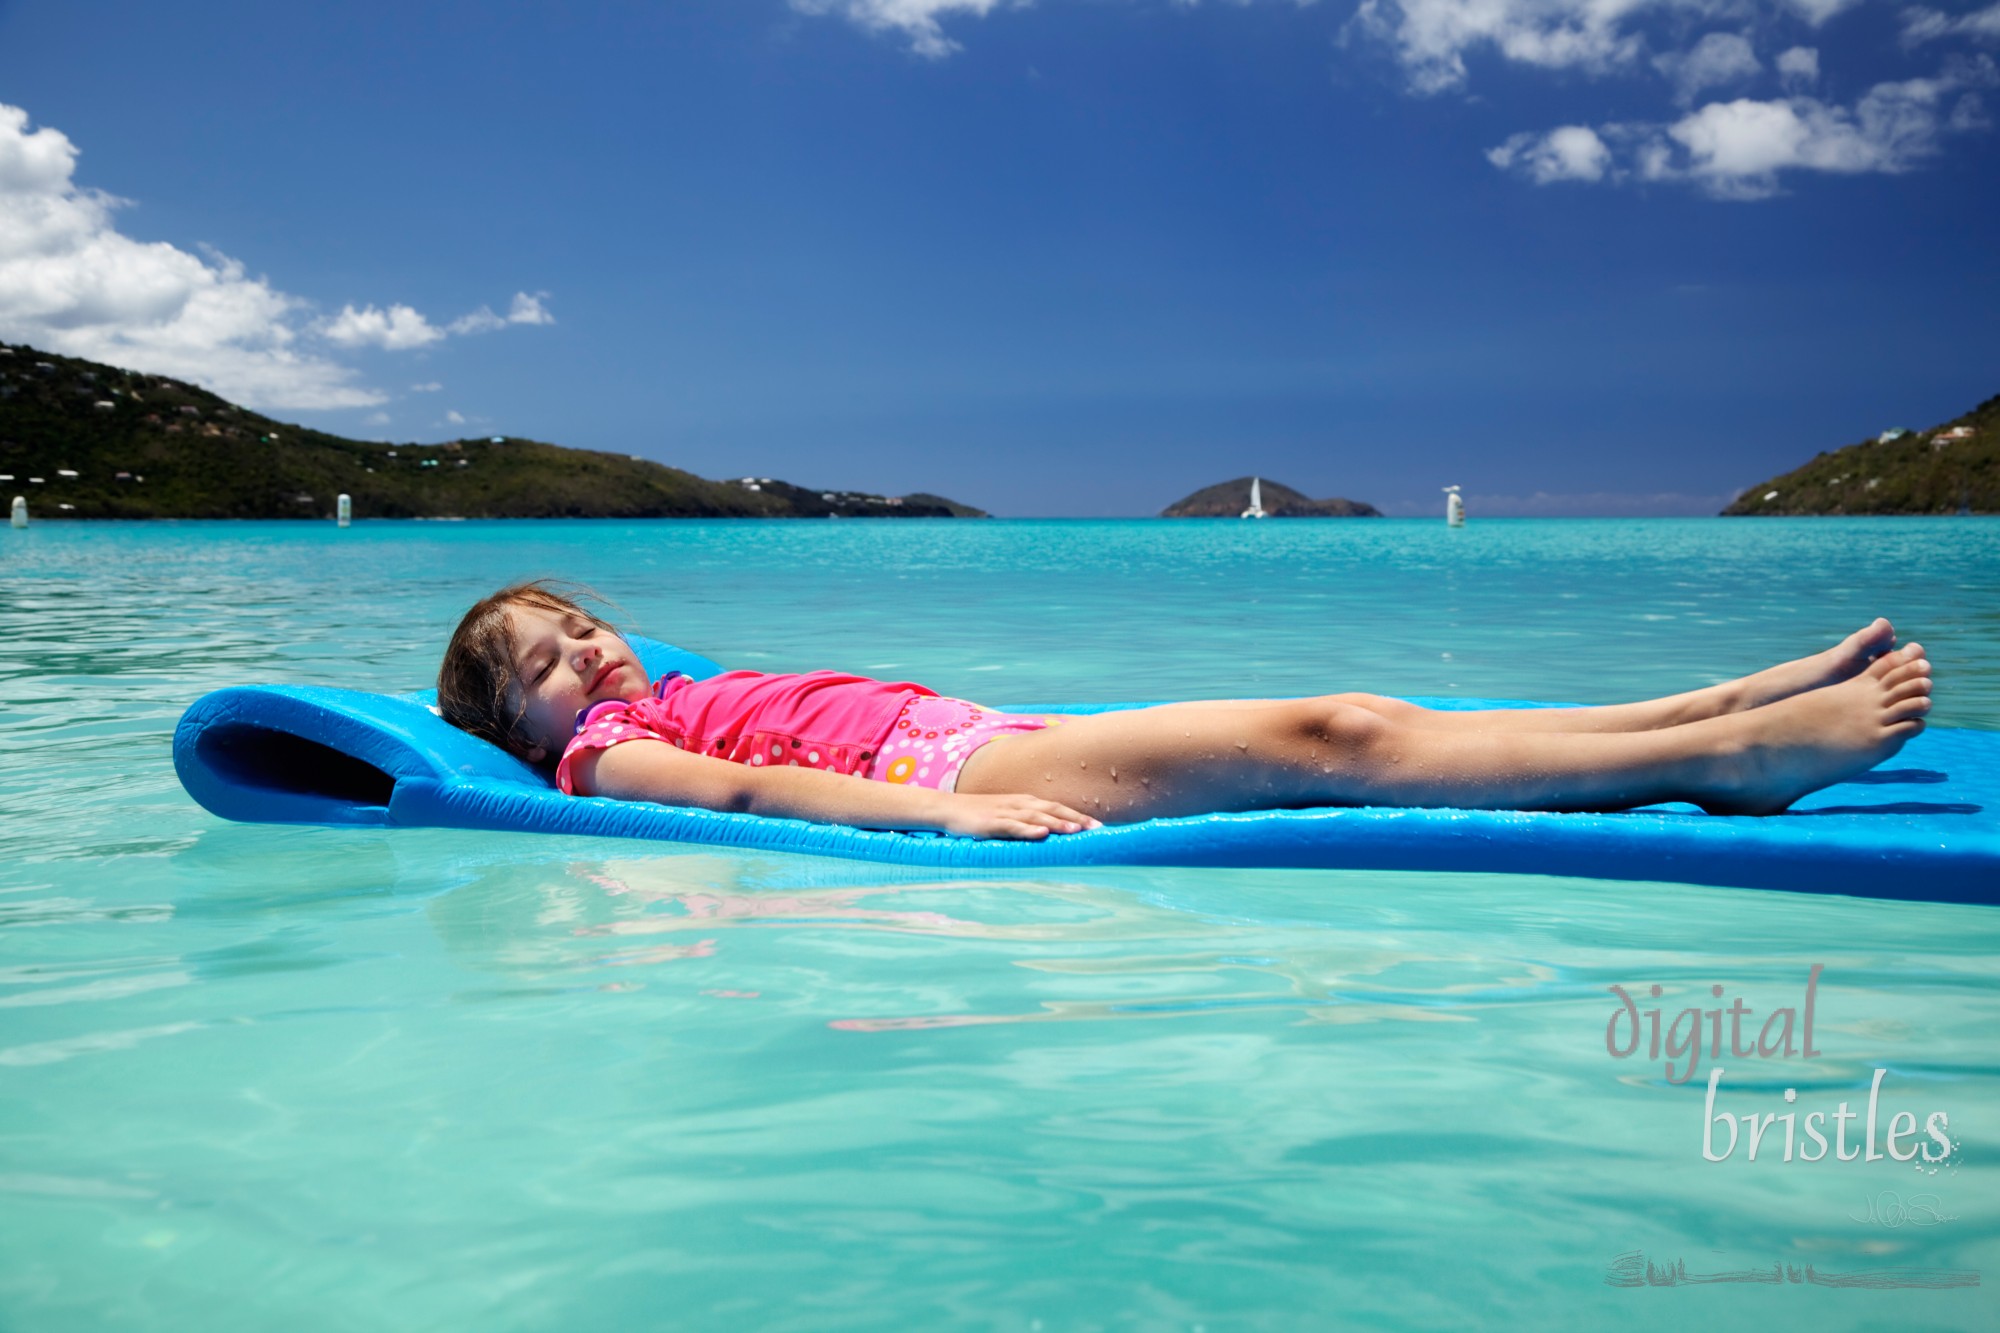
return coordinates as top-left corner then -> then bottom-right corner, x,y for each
438,581 -> 1934,840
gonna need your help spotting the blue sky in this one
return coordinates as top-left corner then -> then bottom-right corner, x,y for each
1,0 -> 1995,516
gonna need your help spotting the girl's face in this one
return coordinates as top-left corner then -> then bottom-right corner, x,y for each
504,603 -> 646,763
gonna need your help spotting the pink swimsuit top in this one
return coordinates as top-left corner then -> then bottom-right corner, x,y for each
555,670 -> 935,795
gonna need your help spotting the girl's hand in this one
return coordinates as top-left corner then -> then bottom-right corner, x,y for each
939,793 -> 1102,840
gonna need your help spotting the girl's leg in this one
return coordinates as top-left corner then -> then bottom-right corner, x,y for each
954,654 -> 1933,820
1338,620 -> 1919,735
1114,629 -> 1922,737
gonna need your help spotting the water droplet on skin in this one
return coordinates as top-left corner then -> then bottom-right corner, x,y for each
1109,766 -> 1117,778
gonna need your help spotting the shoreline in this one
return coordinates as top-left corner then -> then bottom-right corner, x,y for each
8,512 -> 1999,524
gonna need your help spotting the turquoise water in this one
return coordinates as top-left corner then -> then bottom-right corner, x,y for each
2,517 -> 1996,1331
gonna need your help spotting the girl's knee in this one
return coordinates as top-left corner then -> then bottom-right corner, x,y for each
1286,698 -> 1392,751
1326,692 -> 1424,723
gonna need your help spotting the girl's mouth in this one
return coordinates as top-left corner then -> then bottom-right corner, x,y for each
591,662 -> 623,692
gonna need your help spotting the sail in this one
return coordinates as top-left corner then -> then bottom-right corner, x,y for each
1242,477 -> 1266,519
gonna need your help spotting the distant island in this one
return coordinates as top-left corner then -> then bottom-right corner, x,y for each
1162,476 -> 1381,518
1725,392 -> 1997,516
0,342 -> 986,520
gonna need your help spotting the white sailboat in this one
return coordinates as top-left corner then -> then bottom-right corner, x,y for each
1444,485 -> 1465,527
1241,476 -> 1267,519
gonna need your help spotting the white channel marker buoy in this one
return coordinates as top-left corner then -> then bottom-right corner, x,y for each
10,496 -> 25,528
337,493 -> 352,527
1444,485 -> 1465,527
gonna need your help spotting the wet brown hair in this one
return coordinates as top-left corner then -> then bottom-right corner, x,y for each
437,580 -> 621,759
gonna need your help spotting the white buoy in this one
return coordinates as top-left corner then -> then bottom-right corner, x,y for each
337,493 -> 352,527
9,496 -> 25,528
1444,485 -> 1465,527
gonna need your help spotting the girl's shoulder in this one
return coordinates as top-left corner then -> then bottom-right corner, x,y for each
558,679 -> 692,794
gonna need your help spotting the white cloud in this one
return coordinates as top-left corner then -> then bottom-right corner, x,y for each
1781,0 -> 1864,24
1776,45 -> 1820,90
1903,3 -> 2000,45
446,409 -> 467,425
448,307 -> 505,335
1663,100 -> 1834,194
1486,125 -> 1612,181
1348,0 -> 1655,94
0,102 -> 552,411
364,410 -> 391,426
1492,57 -> 1995,197
410,380 -> 443,392
1656,32 -> 1761,106
790,0 -> 1020,59
448,290 -> 555,335
508,290 -> 554,325
0,103 -> 380,409
320,302 -> 444,350
1675,61 -> 1992,194
1347,0 -> 1876,95
1949,87 -> 1993,126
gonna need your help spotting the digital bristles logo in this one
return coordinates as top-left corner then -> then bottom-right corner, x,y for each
1603,964 -> 1962,1167
1602,964 -> 1979,1294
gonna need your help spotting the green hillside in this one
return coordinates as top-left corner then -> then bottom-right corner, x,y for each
1724,393 -> 1999,516
0,342 -> 985,520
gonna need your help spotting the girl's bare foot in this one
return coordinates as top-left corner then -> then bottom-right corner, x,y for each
1696,650 -> 1933,815
1735,618 -> 1901,711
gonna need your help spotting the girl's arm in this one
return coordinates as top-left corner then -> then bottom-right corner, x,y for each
570,739 -> 1100,840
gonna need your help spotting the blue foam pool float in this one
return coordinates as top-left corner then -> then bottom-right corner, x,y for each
173,637 -> 2000,904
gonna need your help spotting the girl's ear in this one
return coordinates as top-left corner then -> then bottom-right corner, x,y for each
525,743 -> 549,764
